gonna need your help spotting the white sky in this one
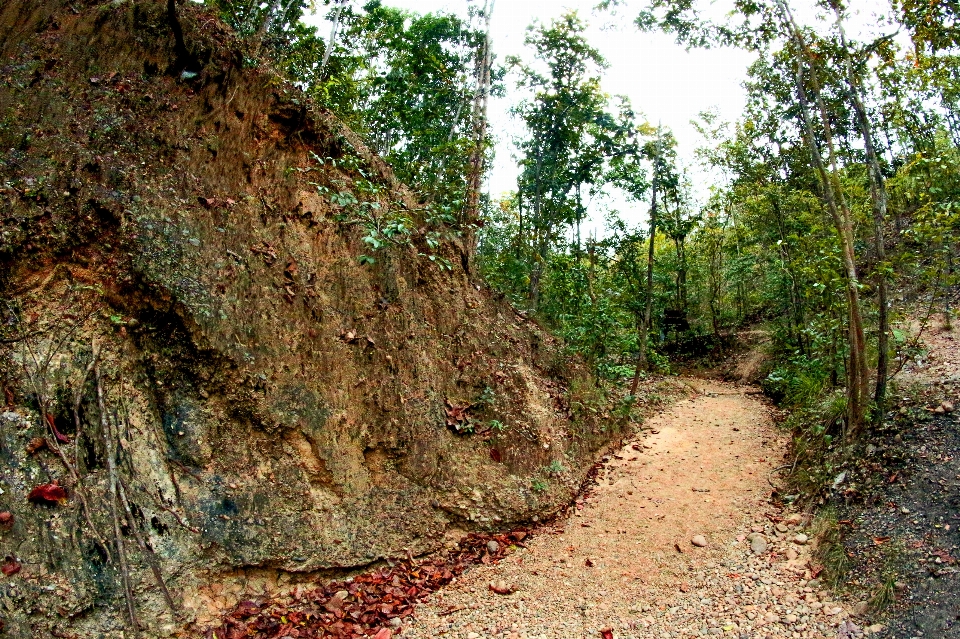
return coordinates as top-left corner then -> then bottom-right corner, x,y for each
302,0 -> 900,233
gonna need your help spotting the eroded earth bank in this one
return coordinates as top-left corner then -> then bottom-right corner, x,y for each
0,1 -> 621,635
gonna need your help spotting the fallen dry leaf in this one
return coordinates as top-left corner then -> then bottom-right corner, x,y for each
25,437 -> 47,455
28,482 -> 68,505
489,581 -> 513,595
600,628 -> 614,639
373,629 -> 391,639
212,529 -> 525,637
0,512 -> 12,530
873,536 -> 891,545
1,556 -> 20,577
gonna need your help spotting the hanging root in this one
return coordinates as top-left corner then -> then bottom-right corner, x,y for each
118,474 -> 178,615
96,365 -> 140,636
55,346 -> 114,562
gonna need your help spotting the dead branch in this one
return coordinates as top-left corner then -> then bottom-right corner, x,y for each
0,331 -> 41,344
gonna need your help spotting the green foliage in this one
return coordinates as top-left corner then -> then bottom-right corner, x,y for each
546,460 -> 566,474
306,148 -> 451,269
208,0 -> 495,231
308,1 -> 497,211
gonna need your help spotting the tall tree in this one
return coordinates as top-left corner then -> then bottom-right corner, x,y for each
511,11 -> 614,309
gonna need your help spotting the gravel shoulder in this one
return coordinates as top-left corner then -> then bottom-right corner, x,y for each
404,380 -> 873,639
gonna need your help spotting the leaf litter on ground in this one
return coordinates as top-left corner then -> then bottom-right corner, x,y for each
206,530 -> 529,639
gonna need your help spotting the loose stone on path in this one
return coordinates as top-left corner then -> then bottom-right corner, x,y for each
403,380 -> 862,639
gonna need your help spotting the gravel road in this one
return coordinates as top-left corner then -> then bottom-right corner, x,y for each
402,380 -> 880,639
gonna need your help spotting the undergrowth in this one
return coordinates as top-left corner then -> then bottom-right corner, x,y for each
811,507 -> 849,591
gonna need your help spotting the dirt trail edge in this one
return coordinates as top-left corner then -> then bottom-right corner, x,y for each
405,379 -> 874,639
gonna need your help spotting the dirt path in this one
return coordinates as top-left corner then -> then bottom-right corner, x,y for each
404,379 -> 870,639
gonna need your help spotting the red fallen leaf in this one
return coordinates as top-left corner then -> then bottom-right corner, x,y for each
3,386 -> 13,406
231,600 -> 260,619
488,581 -> 513,595
45,414 -> 70,443
888,473 -> 898,483
28,481 -> 68,505
873,536 -> 891,545
490,448 -> 502,463
198,197 -> 217,208
373,629 -> 391,639
1,556 -> 20,576
600,628 -> 614,639
0,512 -> 12,529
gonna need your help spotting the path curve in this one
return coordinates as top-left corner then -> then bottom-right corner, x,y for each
404,379 -> 861,639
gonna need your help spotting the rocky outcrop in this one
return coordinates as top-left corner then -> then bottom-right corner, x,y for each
0,1 -> 612,636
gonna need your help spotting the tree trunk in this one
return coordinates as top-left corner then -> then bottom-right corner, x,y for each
319,1 -> 344,77
631,132 -> 661,395
833,8 -> 890,422
528,150 -> 544,310
167,0 -> 188,69
464,0 -> 494,230
945,250 -> 955,330
776,0 -> 869,432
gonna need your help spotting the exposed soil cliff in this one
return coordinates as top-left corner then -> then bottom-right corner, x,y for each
0,2 -> 614,635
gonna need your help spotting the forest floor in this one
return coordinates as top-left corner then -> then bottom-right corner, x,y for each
403,379 -> 879,639
819,318 -> 960,639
